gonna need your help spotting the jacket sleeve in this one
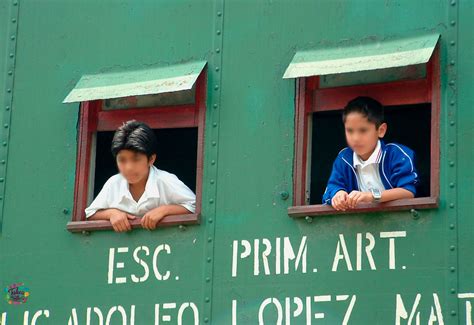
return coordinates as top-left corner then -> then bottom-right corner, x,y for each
388,145 -> 419,196
322,155 -> 350,205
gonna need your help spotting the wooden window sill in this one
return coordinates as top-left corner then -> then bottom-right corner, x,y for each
288,197 -> 438,218
67,213 -> 200,233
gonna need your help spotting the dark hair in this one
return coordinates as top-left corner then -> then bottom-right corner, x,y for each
342,96 -> 384,128
111,120 -> 158,158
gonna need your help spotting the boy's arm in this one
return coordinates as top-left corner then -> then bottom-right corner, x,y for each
322,155 -> 349,205
388,145 -> 419,197
141,204 -> 190,230
380,188 -> 414,202
166,174 -> 196,213
89,208 -> 136,232
85,180 -> 112,219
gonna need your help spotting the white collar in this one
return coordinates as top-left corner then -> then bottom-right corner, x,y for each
119,165 -> 161,201
353,140 -> 382,167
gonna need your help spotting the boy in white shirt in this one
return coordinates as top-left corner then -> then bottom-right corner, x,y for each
86,120 -> 196,232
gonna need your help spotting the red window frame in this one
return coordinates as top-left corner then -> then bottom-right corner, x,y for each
67,71 -> 206,232
288,48 -> 440,218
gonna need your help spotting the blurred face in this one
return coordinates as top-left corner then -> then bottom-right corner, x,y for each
344,112 -> 387,160
116,150 -> 156,185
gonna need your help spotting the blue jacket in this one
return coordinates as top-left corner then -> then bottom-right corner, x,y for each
322,141 -> 419,205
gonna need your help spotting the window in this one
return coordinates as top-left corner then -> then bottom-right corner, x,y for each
284,35 -> 440,217
63,62 -> 207,232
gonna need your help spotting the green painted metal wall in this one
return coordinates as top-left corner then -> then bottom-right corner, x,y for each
0,0 -> 472,324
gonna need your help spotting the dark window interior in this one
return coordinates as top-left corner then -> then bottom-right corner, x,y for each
93,128 -> 198,197
310,104 -> 431,204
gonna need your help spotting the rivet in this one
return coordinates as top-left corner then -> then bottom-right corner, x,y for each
7,71 -> 12,75
449,182 -> 455,188
449,161 -> 455,167
449,141 -> 455,146
0,197 -> 3,201
178,224 -> 186,231
205,297 -> 210,303
217,11 -> 222,16
204,317 -> 209,323
13,1 -> 18,6
9,53 -> 14,58
450,100 -> 455,106
451,310 -> 456,316
6,106 -> 10,111
450,60 -> 455,66
208,218 -> 213,223
214,85 -> 219,90
1,160 -> 5,164
450,41 -> 455,46
207,257 -> 212,262
212,141 -> 216,146
207,237 -> 212,243
213,103 -> 218,109
451,288 -> 456,294
7,89 -> 11,93
11,18 -> 16,23
62,208 -> 69,215
215,67 -> 220,72
450,120 -> 455,126
450,0 -> 456,5
209,198 -> 214,204
410,209 -> 419,219
4,124 -> 8,128
211,160 -> 215,165
449,80 -> 455,86
210,179 -> 215,184
0,178 -> 4,182
10,35 -> 15,41
280,191 -> 289,200
450,266 -> 456,272
216,30 -> 221,35
305,216 -> 313,223
450,224 -> 455,229
450,20 -> 456,26
205,277 -> 211,282
215,48 -> 220,53
213,122 -> 217,127
2,142 -> 7,146
449,203 -> 455,208
450,245 -> 455,251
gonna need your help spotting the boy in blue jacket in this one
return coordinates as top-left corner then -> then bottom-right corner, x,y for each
322,97 -> 418,211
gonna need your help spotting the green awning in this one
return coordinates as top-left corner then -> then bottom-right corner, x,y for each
63,61 -> 206,103
283,34 -> 439,79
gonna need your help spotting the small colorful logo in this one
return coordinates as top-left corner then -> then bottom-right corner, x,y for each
4,283 -> 29,304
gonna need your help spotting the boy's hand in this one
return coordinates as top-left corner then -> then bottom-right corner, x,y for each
347,191 -> 373,208
332,190 -> 349,211
109,209 -> 136,232
141,207 -> 166,230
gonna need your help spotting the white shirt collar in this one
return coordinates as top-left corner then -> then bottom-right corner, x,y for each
353,140 -> 382,168
119,165 -> 161,201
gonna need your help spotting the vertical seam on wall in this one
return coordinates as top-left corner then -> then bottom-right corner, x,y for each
203,0 -> 225,323
446,0 -> 459,320
0,0 -> 20,233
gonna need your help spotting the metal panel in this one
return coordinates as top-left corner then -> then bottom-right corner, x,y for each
63,60 -> 206,103
283,33 -> 439,79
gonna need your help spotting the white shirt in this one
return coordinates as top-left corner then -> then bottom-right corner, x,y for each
85,165 -> 196,218
353,140 -> 386,193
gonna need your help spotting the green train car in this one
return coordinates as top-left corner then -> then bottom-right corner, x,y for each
1,0 -> 472,324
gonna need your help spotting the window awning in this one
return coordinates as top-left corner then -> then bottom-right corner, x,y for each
63,61 -> 207,103
283,34 -> 439,79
